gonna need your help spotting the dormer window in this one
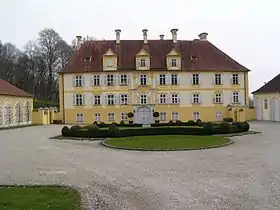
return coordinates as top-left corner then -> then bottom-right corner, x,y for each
171,59 -> 177,67
190,56 -> 198,61
102,49 -> 117,71
107,58 -> 113,67
140,59 -> 146,67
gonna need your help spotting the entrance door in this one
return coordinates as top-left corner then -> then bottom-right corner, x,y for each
136,106 -> 152,124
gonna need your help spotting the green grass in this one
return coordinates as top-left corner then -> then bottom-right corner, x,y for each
104,135 -> 229,150
0,186 -> 81,210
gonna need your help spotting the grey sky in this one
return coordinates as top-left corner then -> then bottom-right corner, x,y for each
1,0 -> 279,93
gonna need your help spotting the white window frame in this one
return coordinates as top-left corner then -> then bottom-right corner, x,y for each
214,74 -> 221,85
192,74 -> 199,85
140,75 -> 147,86
159,94 -> 166,104
107,58 -> 114,67
159,74 -> 166,85
74,75 -> 83,87
107,75 -> 114,86
172,112 -> 179,121
140,94 -> 147,104
232,74 -> 239,85
171,58 -> 177,67
214,93 -> 222,104
93,75 -> 100,86
159,112 -> 166,121
193,112 -> 200,120
171,94 -> 180,104
140,58 -> 146,67
75,94 -> 84,106
94,113 -> 101,122
121,113 -> 128,120
171,74 -> 178,85
94,95 -> 101,105
233,92 -> 239,104
264,99 -> 268,109
192,93 -> 200,104
215,112 -> 222,121
107,94 -> 115,105
76,113 -> 83,122
120,74 -> 128,86
108,113 -> 115,121
120,94 -> 128,105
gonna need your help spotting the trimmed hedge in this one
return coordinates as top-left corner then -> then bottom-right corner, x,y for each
61,121 -> 250,138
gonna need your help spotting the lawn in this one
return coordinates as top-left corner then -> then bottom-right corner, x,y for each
104,135 -> 229,150
0,186 -> 81,210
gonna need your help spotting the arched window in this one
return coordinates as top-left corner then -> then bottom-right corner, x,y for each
15,103 -> 23,124
4,104 -> 13,125
25,101 -> 31,123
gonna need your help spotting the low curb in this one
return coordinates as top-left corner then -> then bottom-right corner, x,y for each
217,131 -> 261,137
49,135 -> 105,141
100,138 -> 234,152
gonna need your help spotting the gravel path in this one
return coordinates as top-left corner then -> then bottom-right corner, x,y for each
0,122 -> 280,209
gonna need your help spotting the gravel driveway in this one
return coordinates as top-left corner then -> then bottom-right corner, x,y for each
0,122 -> 280,210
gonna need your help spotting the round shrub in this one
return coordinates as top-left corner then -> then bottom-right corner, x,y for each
175,120 -> 182,125
61,126 -> 70,136
168,120 -> 174,125
187,120 -> 195,126
203,122 -> 214,134
219,122 -> 231,134
111,122 -> 118,126
196,119 -> 202,123
242,121 -> 250,132
98,122 -> 105,128
93,121 -> 98,125
87,124 -> 100,137
127,112 -> 134,118
119,120 -> 125,126
153,112 -> 159,118
108,124 -> 120,137
70,125 -> 82,136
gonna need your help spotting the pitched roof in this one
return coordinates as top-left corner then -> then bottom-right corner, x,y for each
0,79 -> 33,98
252,73 -> 280,94
61,39 -> 249,73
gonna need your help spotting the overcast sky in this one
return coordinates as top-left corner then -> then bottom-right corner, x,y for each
1,0 -> 280,93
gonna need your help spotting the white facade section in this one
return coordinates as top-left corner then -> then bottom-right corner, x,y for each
254,94 -> 280,121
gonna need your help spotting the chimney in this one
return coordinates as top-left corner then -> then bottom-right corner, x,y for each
76,36 -> 82,50
198,32 -> 208,41
115,29 -> 121,44
142,29 -> 148,44
170,29 -> 178,44
159,34 -> 164,40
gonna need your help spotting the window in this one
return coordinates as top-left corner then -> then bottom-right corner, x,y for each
94,113 -> 101,122
75,94 -> 84,106
74,75 -> 83,87
121,113 -> 128,120
171,74 -> 178,85
232,74 -> 239,85
215,112 -> 222,121
93,75 -> 100,86
214,74 -> 221,85
214,93 -> 222,104
192,74 -> 199,85
140,75 -> 147,85
193,112 -> 200,120
159,94 -> 167,104
120,75 -> 128,86
172,112 -> 179,121
140,94 -> 147,104
107,58 -> 113,67
108,113 -> 115,121
171,59 -> 177,67
160,112 -> 166,121
171,94 -> 179,104
107,94 -> 114,105
159,74 -> 166,85
140,58 -> 146,67
232,92 -> 239,104
192,93 -> 200,104
76,113 -> 83,122
107,75 -> 114,86
264,99 -> 268,109
94,95 -> 101,105
120,94 -> 128,105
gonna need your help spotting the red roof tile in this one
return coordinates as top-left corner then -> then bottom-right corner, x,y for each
0,79 -> 33,98
61,39 -> 249,73
252,73 -> 280,94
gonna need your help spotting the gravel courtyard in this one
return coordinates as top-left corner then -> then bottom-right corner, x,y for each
0,122 -> 280,210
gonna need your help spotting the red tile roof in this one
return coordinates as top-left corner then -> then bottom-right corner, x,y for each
61,39 -> 249,73
0,79 -> 33,98
252,73 -> 280,94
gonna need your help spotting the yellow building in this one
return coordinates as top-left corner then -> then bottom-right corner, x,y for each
252,73 -> 280,121
0,79 -> 33,127
59,29 -> 250,124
